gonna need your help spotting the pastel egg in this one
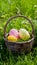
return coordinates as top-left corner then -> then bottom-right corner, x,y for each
19,28 -> 30,41
7,35 -> 17,42
9,29 -> 19,39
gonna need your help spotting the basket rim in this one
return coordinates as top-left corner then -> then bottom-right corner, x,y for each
4,34 -> 34,44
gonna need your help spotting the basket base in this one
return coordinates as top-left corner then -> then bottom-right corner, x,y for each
5,40 -> 34,53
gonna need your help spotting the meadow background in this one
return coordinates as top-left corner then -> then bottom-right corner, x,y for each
0,0 -> 37,65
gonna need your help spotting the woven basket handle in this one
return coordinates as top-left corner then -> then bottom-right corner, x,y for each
4,15 -> 34,38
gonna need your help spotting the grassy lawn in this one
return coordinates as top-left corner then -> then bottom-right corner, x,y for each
0,0 -> 37,65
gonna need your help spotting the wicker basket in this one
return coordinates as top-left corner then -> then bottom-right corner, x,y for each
4,15 -> 34,53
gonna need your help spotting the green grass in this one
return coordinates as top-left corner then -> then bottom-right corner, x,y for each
0,0 -> 37,65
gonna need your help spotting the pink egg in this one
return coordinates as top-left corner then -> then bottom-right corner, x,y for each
9,29 -> 19,38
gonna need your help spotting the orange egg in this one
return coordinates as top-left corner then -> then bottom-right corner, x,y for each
7,35 -> 17,42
